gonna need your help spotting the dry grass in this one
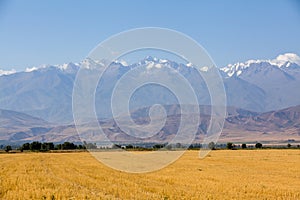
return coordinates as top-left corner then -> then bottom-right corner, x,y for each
0,150 -> 300,199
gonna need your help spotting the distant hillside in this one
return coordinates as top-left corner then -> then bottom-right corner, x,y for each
0,109 -> 51,142
1,105 -> 299,144
222,105 -> 300,143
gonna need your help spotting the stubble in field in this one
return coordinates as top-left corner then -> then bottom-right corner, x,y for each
0,150 -> 299,199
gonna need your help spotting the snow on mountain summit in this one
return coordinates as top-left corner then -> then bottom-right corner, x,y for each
24,63 -> 80,73
221,53 -> 300,77
270,53 -> 300,67
0,69 -> 16,76
1,53 -> 299,77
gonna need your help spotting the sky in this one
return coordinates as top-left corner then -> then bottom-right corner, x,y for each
0,0 -> 300,71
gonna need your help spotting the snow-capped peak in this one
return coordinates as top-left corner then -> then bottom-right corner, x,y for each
55,62 -> 81,73
2,53 -> 299,78
24,63 -> 80,73
186,62 -> 193,67
80,57 -> 106,69
0,69 -> 16,76
270,53 -> 300,67
221,53 -> 300,77
114,59 -> 128,66
220,61 -> 254,77
55,63 -> 74,70
25,67 -> 39,72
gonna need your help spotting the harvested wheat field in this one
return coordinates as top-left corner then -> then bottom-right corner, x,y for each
0,150 -> 300,199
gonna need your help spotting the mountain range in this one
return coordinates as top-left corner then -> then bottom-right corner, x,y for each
0,53 -> 300,144
0,105 -> 299,144
1,53 -> 300,124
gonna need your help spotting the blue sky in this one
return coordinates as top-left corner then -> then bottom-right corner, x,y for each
0,0 -> 300,70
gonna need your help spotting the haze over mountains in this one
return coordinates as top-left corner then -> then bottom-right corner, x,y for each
220,53 -> 300,112
1,105 -> 300,144
1,53 -> 300,123
0,53 -> 300,143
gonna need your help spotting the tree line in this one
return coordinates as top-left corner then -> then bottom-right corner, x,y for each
1,141 -> 299,152
187,142 -> 264,150
189,142 -> 300,150
2,141 -> 97,152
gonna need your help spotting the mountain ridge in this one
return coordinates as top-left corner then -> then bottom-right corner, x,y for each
2,53 -> 299,76
0,53 -> 300,123
0,105 -> 299,144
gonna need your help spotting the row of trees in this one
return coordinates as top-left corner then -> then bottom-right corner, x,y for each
187,142 -> 261,150
117,142 -> 265,150
203,142 -> 263,150
207,142 -> 300,150
19,141 -> 97,152
216,142 -> 262,150
208,142 -> 295,149
2,142 -> 299,152
226,142 -> 261,149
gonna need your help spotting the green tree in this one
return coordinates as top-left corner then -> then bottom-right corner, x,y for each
77,144 -> 85,149
241,143 -> 247,149
227,142 -> 233,149
255,143 -> 263,148
208,142 -> 216,150
61,142 -> 76,150
21,143 -> 30,151
55,144 -> 62,150
30,141 -> 42,151
153,144 -> 164,149
41,142 -> 54,151
287,143 -> 292,148
5,145 -> 12,152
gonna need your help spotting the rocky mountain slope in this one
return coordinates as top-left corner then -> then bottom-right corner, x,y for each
0,53 -> 300,123
1,105 -> 299,144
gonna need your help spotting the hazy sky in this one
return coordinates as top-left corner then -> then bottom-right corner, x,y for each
0,0 -> 300,70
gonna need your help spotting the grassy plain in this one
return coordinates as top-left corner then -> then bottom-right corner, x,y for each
0,150 -> 299,199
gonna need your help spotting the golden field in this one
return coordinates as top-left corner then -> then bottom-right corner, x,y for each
0,150 -> 300,199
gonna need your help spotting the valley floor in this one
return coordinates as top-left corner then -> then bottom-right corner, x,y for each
0,150 -> 299,199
